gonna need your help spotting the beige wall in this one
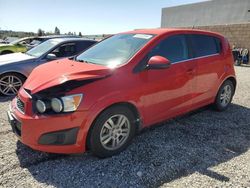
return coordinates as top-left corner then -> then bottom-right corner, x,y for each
190,23 -> 250,50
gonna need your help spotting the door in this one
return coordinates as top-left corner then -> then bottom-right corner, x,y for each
190,34 -> 223,107
138,34 -> 196,126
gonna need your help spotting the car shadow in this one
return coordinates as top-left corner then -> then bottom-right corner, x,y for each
15,103 -> 250,187
235,64 -> 250,68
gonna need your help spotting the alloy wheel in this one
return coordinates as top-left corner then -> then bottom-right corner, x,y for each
220,84 -> 232,107
100,114 -> 131,151
0,75 -> 23,96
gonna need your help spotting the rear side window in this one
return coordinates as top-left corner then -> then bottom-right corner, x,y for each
148,35 -> 188,63
191,35 -> 221,58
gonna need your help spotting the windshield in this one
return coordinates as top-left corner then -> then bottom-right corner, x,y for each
25,39 -> 60,57
75,34 -> 154,68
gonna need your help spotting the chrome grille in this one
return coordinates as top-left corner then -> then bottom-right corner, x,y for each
16,98 -> 25,114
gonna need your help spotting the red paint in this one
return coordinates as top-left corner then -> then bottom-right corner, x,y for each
10,29 -> 236,154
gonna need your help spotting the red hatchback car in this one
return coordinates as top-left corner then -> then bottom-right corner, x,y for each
8,29 -> 236,157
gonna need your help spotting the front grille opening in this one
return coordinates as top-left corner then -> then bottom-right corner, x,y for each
16,98 -> 25,114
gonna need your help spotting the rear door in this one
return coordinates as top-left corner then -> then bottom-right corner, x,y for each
190,34 -> 223,107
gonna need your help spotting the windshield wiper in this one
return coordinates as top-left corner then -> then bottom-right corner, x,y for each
74,59 -> 94,64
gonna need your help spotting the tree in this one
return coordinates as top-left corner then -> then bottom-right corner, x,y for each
79,32 -> 82,37
37,28 -> 43,36
54,27 -> 60,35
45,31 -> 53,36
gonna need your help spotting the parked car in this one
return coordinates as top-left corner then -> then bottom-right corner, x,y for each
0,37 -> 34,55
7,29 -> 236,158
0,38 -> 96,95
0,35 -> 82,55
0,39 -> 8,44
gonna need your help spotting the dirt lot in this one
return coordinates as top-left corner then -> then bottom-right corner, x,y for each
0,66 -> 249,188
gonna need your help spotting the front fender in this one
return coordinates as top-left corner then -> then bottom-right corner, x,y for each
0,62 -> 33,78
78,93 -> 142,150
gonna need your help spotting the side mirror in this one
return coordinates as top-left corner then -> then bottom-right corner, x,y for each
147,56 -> 171,69
46,53 -> 57,60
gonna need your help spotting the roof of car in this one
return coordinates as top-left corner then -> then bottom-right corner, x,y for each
48,38 -> 96,43
38,35 -> 81,39
123,28 -> 223,37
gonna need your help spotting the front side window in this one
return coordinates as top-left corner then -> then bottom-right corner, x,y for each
191,35 -> 221,58
51,43 -> 76,57
148,35 -> 188,63
75,34 -> 154,68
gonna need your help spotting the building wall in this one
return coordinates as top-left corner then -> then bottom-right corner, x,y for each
161,0 -> 250,28
161,0 -> 250,49
190,23 -> 250,50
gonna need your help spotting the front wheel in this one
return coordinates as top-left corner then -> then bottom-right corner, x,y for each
0,50 -> 14,55
88,106 -> 136,158
0,73 -> 26,96
214,80 -> 234,111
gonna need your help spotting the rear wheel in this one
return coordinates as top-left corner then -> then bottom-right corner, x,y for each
214,80 -> 234,111
0,73 -> 26,96
88,106 -> 136,158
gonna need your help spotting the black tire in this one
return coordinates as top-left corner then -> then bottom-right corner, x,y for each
0,50 -> 14,55
88,106 -> 136,158
0,73 -> 26,96
214,80 -> 234,111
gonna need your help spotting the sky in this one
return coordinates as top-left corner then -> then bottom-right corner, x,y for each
0,0 -> 208,35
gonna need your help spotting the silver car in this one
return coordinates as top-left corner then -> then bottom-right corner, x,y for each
0,38 -> 96,96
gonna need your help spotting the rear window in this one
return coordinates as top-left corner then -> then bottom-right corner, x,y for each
191,35 -> 221,58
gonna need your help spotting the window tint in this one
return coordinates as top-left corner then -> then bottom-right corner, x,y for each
148,35 -> 188,63
76,41 -> 96,53
51,43 -> 76,57
191,35 -> 221,58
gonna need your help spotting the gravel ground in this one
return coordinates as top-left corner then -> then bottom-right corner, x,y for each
0,66 -> 249,188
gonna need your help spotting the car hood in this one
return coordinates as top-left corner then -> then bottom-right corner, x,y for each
24,59 -> 112,94
0,52 -> 36,65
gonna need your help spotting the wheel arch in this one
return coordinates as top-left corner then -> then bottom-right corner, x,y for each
218,76 -> 237,95
226,76 -> 237,94
214,75 -> 237,103
0,50 -> 14,55
0,71 -> 27,80
85,101 -> 142,151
